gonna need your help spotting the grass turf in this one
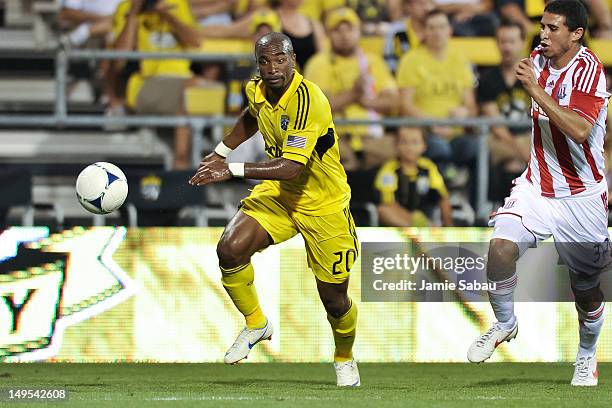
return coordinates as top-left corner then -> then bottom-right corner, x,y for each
0,363 -> 610,407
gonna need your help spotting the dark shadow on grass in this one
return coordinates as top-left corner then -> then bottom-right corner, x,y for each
470,378 -> 567,387
66,383 -> 113,388
208,379 -> 332,387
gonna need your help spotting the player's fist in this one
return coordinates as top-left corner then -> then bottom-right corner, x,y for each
516,58 -> 537,90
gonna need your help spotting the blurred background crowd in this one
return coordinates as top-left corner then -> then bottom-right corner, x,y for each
0,0 -> 611,229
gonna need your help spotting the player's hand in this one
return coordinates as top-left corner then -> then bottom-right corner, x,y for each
199,151 -> 225,167
516,58 -> 538,91
189,159 -> 232,186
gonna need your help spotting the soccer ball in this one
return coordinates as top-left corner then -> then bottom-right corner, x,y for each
76,162 -> 128,214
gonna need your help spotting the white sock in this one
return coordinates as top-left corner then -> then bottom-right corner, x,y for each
68,23 -> 91,46
576,303 -> 605,358
488,274 -> 518,330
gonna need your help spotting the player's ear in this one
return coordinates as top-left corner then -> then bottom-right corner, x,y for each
571,27 -> 584,43
291,53 -> 297,66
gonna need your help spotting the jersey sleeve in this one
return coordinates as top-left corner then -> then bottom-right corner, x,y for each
427,162 -> 449,198
569,59 -> 608,124
373,162 -> 398,204
282,85 -> 331,165
111,1 -> 130,42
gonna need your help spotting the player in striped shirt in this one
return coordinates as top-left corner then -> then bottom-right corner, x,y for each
467,0 -> 610,386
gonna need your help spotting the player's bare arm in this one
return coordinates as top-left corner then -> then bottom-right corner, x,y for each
199,107 -> 259,165
189,157 -> 304,186
517,57 -> 592,144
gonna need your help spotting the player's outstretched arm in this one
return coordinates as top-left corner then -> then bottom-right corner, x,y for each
517,58 -> 593,144
189,157 -> 303,186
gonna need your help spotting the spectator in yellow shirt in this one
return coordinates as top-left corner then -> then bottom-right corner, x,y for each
304,7 -> 399,170
109,0 -> 201,169
396,9 -> 477,203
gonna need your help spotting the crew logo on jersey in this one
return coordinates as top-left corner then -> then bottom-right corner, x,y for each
280,114 -> 290,131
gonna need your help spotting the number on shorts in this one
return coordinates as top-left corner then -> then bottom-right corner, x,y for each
332,249 -> 357,275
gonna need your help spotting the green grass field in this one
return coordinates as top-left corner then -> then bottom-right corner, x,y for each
1,363 -> 610,407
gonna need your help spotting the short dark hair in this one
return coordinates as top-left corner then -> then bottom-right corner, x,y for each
497,19 -> 526,40
544,0 -> 588,33
424,9 -> 448,23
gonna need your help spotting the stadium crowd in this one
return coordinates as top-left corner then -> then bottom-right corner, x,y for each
1,0 -> 611,228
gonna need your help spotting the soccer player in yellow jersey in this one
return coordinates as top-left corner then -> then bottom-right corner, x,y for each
189,32 -> 360,387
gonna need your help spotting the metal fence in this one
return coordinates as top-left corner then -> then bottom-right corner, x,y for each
0,48 -> 534,223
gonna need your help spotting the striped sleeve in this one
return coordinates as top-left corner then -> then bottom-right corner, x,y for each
569,51 -> 608,124
282,82 -> 329,165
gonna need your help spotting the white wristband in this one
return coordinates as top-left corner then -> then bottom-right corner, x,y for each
214,141 -> 233,158
228,162 -> 245,178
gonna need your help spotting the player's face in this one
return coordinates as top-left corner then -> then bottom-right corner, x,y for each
539,12 -> 583,60
397,128 -> 426,163
497,26 -> 523,65
257,44 -> 296,91
330,22 -> 360,56
424,14 -> 451,49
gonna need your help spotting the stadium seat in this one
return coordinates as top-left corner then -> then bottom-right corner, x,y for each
184,83 -> 227,116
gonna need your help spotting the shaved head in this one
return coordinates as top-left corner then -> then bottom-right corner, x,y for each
255,32 -> 294,59
254,31 -> 296,94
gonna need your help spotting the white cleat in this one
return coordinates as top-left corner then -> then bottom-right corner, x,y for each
334,358 -> 361,387
467,322 -> 518,363
572,355 -> 598,386
224,320 -> 273,364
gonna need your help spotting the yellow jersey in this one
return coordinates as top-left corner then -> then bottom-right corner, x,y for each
396,46 -> 474,118
112,0 -> 197,78
245,70 -> 351,216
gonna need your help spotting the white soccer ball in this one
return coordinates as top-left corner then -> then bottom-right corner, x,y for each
76,162 -> 128,214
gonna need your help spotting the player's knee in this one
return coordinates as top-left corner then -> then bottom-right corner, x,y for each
217,235 -> 250,268
321,295 -> 349,318
487,239 -> 519,281
573,285 -> 604,312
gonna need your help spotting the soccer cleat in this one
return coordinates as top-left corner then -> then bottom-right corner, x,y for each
334,359 -> 361,387
467,322 -> 518,363
224,319 -> 273,364
571,355 -> 598,386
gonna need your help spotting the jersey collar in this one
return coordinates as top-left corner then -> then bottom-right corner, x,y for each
254,69 -> 303,110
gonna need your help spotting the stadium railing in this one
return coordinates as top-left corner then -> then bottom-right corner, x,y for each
0,48 -> 533,224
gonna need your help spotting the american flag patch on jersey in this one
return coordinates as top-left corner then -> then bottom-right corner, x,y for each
286,135 -> 306,149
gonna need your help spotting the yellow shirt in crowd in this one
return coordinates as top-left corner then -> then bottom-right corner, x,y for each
304,51 -> 397,139
396,46 -> 474,118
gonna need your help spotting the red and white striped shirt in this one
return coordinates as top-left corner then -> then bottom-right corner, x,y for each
521,45 -> 610,198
